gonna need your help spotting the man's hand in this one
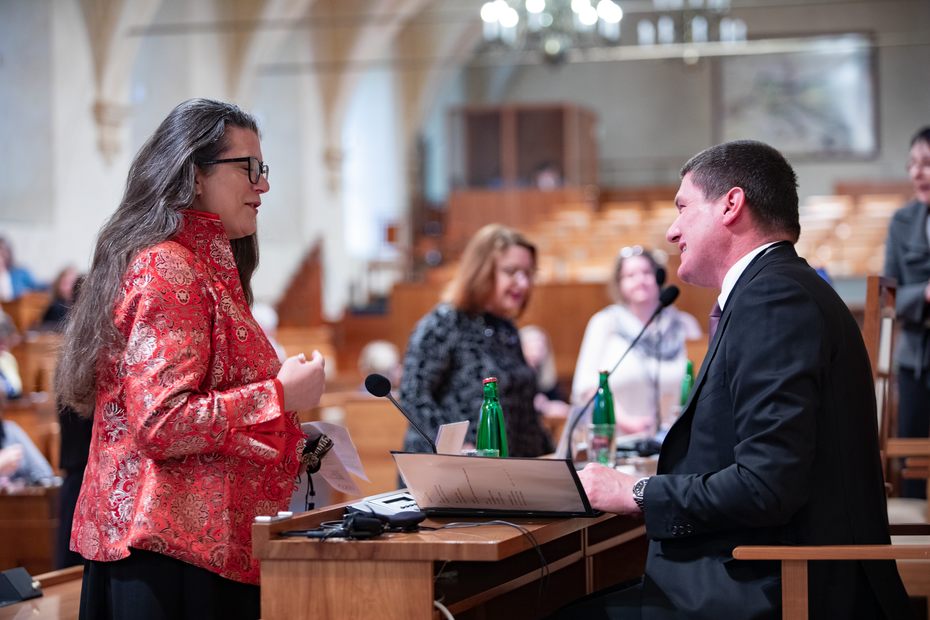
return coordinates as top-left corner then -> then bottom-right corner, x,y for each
578,463 -> 641,514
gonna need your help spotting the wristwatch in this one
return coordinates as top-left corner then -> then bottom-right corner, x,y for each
632,477 -> 650,513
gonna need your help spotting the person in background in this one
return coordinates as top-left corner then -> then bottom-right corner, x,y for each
0,311 -> 22,399
884,125 -> 930,499
571,247 -> 700,436
49,269 -> 92,568
357,339 -> 402,390
39,266 -> 82,330
519,325 -> 571,422
55,99 -> 326,620
0,396 -> 54,487
0,237 -> 43,301
400,224 -> 552,457
560,140 -> 908,619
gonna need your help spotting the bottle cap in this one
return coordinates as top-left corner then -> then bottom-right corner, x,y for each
483,377 -> 498,384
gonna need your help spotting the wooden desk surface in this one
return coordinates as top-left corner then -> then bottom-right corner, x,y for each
255,500 -> 647,620
0,566 -> 82,620
254,502 -> 621,563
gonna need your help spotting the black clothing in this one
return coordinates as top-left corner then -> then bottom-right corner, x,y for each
400,304 -> 552,456
79,548 -> 259,620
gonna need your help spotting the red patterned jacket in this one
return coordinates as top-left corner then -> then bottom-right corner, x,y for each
71,210 -> 303,584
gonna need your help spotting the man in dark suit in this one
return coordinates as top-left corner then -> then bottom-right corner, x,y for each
565,141 -> 909,619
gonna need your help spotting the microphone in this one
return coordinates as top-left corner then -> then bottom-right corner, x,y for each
364,373 -> 437,453
655,266 -> 667,288
561,285 -> 680,458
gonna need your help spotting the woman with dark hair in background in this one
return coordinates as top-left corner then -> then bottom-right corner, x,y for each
56,99 -> 326,619
399,223 -> 552,457
39,266 -> 82,330
884,125 -> 930,499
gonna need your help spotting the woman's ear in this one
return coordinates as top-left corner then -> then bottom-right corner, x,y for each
193,166 -> 204,197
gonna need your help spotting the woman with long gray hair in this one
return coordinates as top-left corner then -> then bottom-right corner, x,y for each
57,99 -> 325,619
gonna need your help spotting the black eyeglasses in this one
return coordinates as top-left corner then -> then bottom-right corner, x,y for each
200,156 -> 269,184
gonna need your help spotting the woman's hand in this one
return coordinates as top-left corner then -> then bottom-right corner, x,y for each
277,350 -> 325,411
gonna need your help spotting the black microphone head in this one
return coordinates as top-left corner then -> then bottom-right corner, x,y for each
659,285 -> 680,307
655,266 -> 667,288
364,373 -> 392,397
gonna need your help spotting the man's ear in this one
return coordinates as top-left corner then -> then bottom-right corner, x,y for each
720,187 -> 746,226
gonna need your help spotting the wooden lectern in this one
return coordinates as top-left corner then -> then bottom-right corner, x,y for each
253,503 -> 646,619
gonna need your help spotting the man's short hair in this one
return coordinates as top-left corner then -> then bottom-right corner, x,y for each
681,140 -> 800,242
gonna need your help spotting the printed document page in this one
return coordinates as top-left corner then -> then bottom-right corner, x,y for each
392,453 -> 590,514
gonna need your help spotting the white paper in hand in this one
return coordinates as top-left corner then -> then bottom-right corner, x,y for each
300,421 -> 368,497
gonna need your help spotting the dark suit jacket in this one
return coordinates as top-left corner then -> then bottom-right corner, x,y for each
884,199 -> 930,373
640,243 -> 909,619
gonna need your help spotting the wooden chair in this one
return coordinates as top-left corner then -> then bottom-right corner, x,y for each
731,275 -> 930,618
861,275 -> 930,522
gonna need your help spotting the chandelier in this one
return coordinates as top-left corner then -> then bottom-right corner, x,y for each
479,0 -> 748,64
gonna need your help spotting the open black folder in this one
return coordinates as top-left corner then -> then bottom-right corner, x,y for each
391,452 -> 599,518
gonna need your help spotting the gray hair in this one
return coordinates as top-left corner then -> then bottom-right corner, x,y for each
56,99 -> 261,415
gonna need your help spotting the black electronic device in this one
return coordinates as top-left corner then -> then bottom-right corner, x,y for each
0,567 -> 41,608
279,512 -> 385,540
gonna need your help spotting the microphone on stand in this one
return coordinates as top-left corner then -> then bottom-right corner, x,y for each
560,285 -> 680,459
364,373 -> 437,453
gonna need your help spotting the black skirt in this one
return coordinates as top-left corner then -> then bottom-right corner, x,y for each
79,548 -> 259,620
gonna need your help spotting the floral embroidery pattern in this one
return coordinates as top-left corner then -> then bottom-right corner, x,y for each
71,210 -> 303,585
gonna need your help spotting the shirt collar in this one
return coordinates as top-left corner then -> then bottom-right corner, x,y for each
718,241 -> 779,310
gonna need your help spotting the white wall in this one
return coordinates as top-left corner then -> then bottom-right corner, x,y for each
0,0 -> 130,283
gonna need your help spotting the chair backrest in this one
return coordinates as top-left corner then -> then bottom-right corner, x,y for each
861,275 -> 897,481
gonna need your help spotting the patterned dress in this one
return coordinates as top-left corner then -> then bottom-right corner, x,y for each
70,210 -> 303,585
400,304 -> 552,457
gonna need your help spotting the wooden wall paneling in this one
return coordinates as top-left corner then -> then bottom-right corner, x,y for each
0,487 -> 59,574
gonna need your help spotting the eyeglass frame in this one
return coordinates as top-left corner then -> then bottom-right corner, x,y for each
618,245 -> 645,259
199,156 -> 269,184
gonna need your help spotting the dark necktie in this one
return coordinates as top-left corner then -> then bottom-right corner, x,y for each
709,302 -> 722,341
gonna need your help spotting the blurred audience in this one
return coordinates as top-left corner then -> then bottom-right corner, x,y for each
0,237 -> 43,301
572,246 -> 701,436
519,325 -> 570,421
0,397 -> 54,488
358,340 -> 402,389
400,224 -> 552,456
0,311 -> 22,399
40,266 -> 83,331
884,125 -> 930,498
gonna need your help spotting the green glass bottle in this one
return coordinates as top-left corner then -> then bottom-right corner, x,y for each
589,370 -> 616,466
476,377 -> 509,457
680,359 -> 695,408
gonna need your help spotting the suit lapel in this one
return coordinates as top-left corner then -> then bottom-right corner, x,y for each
660,243 -> 797,466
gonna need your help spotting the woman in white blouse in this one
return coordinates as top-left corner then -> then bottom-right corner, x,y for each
571,246 -> 701,436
